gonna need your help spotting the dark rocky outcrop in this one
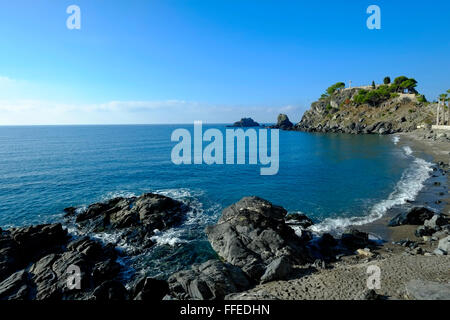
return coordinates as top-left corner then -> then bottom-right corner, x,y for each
227,118 -> 260,127
73,193 -> 189,252
132,277 -> 169,300
205,197 -> 310,282
285,213 -> 314,229
340,229 -> 370,250
259,255 -> 292,284
0,223 -> 68,283
0,270 -> 31,300
0,191 -> 198,301
436,236 -> 450,255
168,260 -> 250,300
0,223 -> 128,300
269,114 -> 293,130
93,280 -> 128,300
388,207 -> 435,226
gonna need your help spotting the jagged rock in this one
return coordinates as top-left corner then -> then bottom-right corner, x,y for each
312,259 -> 328,269
437,236 -> 450,254
92,259 -> 121,285
393,239 -> 418,249
285,213 -> 314,228
0,236 -> 19,282
63,207 -> 77,217
272,114 -> 293,130
205,197 -> 310,280
388,207 -> 434,226
0,223 -> 67,284
317,233 -> 338,248
260,256 -> 292,284
11,223 -> 68,259
132,277 -> 169,300
424,215 -> 447,230
168,260 -> 250,300
72,193 -> 189,251
93,280 -> 128,300
341,229 -> 370,250
0,270 -> 30,300
227,118 -> 259,127
415,226 -> 434,237
0,219 -> 124,301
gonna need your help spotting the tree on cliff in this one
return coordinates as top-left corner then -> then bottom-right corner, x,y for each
326,82 -> 346,95
383,77 -> 391,84
400,78 -> 418,94
390,76 -> 418,94
393,76 -> 408,85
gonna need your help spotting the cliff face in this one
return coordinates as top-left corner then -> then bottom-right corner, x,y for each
295,88 -> 437,134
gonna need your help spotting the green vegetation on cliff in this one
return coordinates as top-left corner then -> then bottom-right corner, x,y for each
326,82 -> 346,95
353,76 -> 418,106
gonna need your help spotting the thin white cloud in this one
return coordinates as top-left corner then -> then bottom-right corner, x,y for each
0,75 -> 304,125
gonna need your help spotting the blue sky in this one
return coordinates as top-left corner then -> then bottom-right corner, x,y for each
0,0 -> 449,125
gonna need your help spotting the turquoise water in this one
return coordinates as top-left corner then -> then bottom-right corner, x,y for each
0,125 -> 434,276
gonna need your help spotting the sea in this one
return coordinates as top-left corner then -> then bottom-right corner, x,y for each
0,124 -> 437,278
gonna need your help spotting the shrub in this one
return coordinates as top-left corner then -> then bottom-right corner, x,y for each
417,94 -> 427,103
326,82 -> 346,95
353,85 -> 391,106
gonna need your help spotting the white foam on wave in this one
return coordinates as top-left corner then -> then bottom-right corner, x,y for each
101,191 -> 137,201
392,135 -> 400,145
150,228 -> 187,246
310,156 -> 434,234
403,146 -> 413,156
148,188 -> 219,247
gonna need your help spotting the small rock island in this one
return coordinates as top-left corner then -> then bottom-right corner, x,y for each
227,117 -> 260,127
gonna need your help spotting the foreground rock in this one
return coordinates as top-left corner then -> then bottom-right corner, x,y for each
227,118 -> 260,127
436,236 -> 450,255
72,193 -> 189,252
0,224 -> 127,300
205,197 -> 310,282
388,207 -> 435,226
168,260 -> 250,300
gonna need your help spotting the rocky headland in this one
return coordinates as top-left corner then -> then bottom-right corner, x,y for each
293,77 -> 444,134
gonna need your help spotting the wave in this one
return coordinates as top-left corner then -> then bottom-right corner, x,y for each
150,228 -> 187,246
310,156 -> 434,234
392,135 -> 400,145
149,188 -> 221,247
101,191 -> 137,201
403,146 -> 413,156
85,188 -> 219,249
